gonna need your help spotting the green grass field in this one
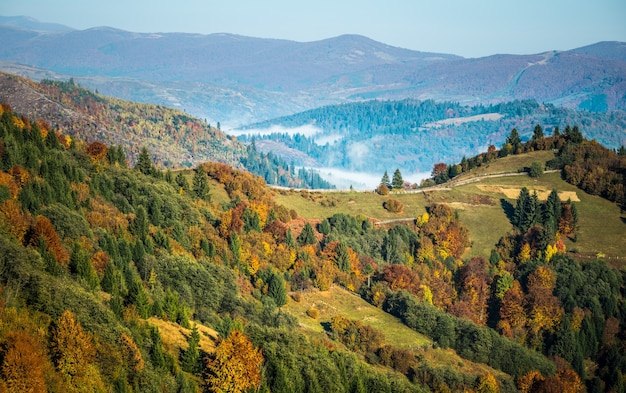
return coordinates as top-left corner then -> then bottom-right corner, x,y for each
284,285 -> 430,350
284,286 -> 511,380
274,152 -> 626,261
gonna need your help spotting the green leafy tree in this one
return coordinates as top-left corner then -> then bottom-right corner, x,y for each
391,169 -> 403,190
529,161 -> 544,178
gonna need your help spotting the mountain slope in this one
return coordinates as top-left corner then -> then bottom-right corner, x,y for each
0,17 -> 624,125
0,72 -> 243,168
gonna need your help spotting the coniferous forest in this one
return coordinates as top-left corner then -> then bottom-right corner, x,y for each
1,90 -> 626,393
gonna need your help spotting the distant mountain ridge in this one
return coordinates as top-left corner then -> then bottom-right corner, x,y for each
0,16 -> 624,126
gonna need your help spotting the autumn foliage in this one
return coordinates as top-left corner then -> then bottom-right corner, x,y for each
205,330 -> 263,393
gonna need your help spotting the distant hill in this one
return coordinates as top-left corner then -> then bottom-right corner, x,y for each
0,15 -> 73,32
237,99 -> 626,178
0,16 -> 624,125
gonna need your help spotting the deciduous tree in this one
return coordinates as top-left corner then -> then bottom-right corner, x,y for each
205,330 -> 263,393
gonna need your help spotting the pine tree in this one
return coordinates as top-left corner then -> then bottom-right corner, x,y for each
381,171 -> 391,188
391,169 -> 403,190
175,172 -> 189,193
506,128 -> 522,153
532,124 -> 544,140
268,272 -> 287,307
136,147 -> 153,175
150,326 -> 165,368
192,165 -> 210,200
297,222 -> 317,246
182,325 -> 201,373
131,206 -> 149,241
513,187 -> 530,230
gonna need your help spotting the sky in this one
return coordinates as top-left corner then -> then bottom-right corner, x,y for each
1,0 -> 625,58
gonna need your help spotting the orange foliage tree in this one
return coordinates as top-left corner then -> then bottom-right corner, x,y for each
1,331 -> 47,393
205,330 -> 263,393
86,141 -> 108,162
31,215 -> 69,265
0,199 -> 30,243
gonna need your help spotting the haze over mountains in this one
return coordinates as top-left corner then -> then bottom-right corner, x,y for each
1,15 -> 625,128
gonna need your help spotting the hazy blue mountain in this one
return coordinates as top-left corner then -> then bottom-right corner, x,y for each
0,15 -> 74,32
0,16 -> 624,127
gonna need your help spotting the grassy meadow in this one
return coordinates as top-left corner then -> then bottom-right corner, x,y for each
273,150 -> 626,262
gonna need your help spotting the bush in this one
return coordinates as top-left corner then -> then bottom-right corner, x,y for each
376,183 -> 390,195
383,199 -> 404,213
528,161 -> 544,177
306,307 -> 319,319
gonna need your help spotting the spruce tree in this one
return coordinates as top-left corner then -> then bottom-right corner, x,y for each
506,128 -> 522,153
381,170 -> 391,188
175,172 -> 189,192
268,272 -> 287,307
392,169 -> 403,190
192,165 -> 210,200
136,147 -> 153,175
297,222 -> 317,246
182,325 -> 200,373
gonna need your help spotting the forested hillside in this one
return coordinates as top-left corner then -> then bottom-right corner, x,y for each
0,72 -> 331,189
1,103 -> 625,392
238,99 -> 626,175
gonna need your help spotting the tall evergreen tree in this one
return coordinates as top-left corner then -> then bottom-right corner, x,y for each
297,222 -> 317,246
131,206 -> 149,241
175,172 -> 189,193
506,128 -> 522,153
268,272 -> 287,307
532,124 -> 544,140
136,147 -> 153,175
380,171 -> 391,188
192,165 -> 210,200
182,325 -> 200,373
391,169 -> 404,190
513,187 -> 530,230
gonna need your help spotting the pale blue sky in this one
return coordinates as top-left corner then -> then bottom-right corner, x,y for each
2,0 -> 625,58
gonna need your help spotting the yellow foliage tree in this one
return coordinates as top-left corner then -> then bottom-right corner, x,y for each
476,372 -> 499,393
50,310 -> 105,392
205,330 -> 263,393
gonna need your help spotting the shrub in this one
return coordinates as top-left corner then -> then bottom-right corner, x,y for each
383,199 -> 404,213
306,307 -> 319,319
528,161 -> 544,177
376,183 -> 390,195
